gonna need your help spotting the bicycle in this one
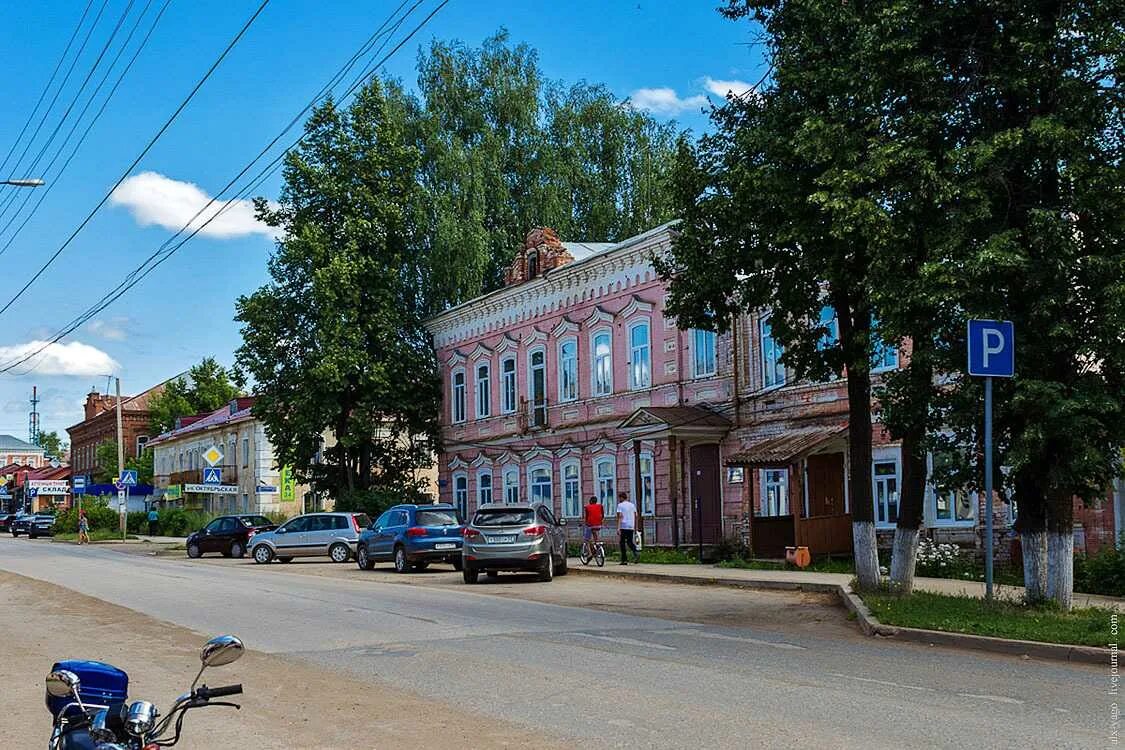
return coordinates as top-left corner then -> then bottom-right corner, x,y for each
579,535 -> 605,567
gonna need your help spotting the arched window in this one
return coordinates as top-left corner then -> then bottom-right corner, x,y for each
453,473 -> 468,517
628,321 -> 651,389
500,356 -> 517,413
528,463 -> 552,507
451,368 -> 466,423
561,460 -> 581,517
595,456 -> 617,514
592,330 -> 612,396
558,338 -> 578,402
503,466 -> 520,504
475,361 -> 491,418
477,469 -> 493,507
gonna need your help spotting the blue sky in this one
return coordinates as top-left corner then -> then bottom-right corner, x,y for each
0,0 -> 765,442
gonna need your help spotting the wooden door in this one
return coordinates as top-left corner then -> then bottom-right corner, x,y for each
689,444 -> 722,545
800,452 -> 853,554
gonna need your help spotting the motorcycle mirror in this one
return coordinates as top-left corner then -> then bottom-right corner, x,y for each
45,669 -> 80,699
200,634 -> 244,668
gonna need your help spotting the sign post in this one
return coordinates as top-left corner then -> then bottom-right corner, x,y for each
967,319 -> 1015,600
119,470 -> 138,542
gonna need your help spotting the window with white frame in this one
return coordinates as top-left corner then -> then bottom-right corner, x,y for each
873,459 -> 900,526
692,329 -> 717,378
759,469 -> 789,517
558,339 -> 578,402
500,356 -> 517,413
629,321 -> 651,389
475,362 -> 491,418
528,463 -> 552,507
528,348 -> 547,427
451,369 -> 466,423
635,451 -> 654,515
592,331 -> 612,396
503,466 -> 520,504
760,316 -> 785,387
242,437 -> 250,467
871,317 -> 898,372
595,456 -> 617,514
477,469 -> 492,507
562,461 -> 581,517
929,450 -> 974,525
453,473 -> 468,517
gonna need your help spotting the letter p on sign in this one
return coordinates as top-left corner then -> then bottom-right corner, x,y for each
967,320 -> 1015,377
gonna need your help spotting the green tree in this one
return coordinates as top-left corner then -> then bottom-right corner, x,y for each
125,448 -> 154,486
236,81 -> 441,502
660,1 -> 899,590
38,430 -> 67,459
93,440 -> 118,484
149,358 -> 240,434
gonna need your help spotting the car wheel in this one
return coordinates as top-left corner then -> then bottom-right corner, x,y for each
452,557 -> 463,571
252,545 -> 274,564
230,541 -> 244,558
462,565 -> 478,584
29,533 -> 37,540
556,551 -> 568,576
393,546 -> 409,573
356,544 -> 375,571
538,552 -> 554,582
187,542 -> 201,558
329,543 -> 351,563
11,531 -> 18,537
277,557 -> 293,563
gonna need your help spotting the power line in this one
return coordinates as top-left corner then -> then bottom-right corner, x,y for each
0,0 -> 272,321
0,0 -> 111,188
0,0 -> 450,377
0,0 -> 97,179
0,0 -> 170,258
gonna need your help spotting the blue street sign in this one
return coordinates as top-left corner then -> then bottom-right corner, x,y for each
967,319 -> 1015,378
202,467 -> 222,485
119,469 -> 138,486
73,475 -> 87,495
27,488 -> 37,498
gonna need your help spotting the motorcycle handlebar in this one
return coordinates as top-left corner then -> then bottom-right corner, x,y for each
195,683 -> 243,700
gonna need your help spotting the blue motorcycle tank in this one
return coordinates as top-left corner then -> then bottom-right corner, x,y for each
45,660 -> 128,717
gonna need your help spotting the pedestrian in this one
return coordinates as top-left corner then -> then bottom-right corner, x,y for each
616,491 -> 639,565
147,504 -> 159,536
77,510 -> 89,545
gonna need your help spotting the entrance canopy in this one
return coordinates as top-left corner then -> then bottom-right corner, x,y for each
618,405 -> 731,441
724,425 -> 847,468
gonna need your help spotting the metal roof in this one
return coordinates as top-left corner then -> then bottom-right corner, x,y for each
0,434 -> 44,452
725,425 -> 848,467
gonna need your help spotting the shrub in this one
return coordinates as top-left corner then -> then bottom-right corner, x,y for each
914,538 -> 976,579
712,536 -> 752,562
54,498 -> 119,534
1074,547 -> 1125,597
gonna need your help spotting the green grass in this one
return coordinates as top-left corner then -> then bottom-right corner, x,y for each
717,557 -> 856,574
566,544 -> 701,564
54,530 -> 137,542
861,589 -> 1111,647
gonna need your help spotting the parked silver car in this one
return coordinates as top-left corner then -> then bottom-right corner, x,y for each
461,504 -> 568,583
249,512 -> 370,564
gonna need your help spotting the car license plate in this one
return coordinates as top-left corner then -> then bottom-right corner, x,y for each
487,535 -> 516,544
434,543 -> 456,550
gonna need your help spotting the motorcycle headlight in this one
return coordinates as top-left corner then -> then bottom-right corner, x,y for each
124,700 -> 157,737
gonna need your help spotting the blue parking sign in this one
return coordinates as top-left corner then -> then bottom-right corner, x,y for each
967,320 -> 1015,378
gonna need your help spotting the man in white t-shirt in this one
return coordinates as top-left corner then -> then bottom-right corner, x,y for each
616,492 -> 639,565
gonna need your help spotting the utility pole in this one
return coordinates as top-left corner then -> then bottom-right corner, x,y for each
28,386 -> 40,446
116,377 -> 125,541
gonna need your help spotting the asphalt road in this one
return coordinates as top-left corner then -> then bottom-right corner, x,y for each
0,537 -> 1103,749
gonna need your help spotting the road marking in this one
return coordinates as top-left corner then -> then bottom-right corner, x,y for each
574,633 -> 676,650
828,672 -> 934,692
958,692 -> 1024,705
652,628 -> 806,650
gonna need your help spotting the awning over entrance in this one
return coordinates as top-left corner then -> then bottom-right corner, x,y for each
725,425 -> 847,468
617,405 -> 731,440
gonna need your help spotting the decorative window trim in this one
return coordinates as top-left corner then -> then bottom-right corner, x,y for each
561,459 -> 582,518
447,455 -> 468,470
476,468 -> 493,507
590,328 -> 613,397
495,334 -> 519,354
446,349 -> 467,367
499,355 -> 517,414
619,295 -> 654,319
502,464 -> 520,505
558,336 -> 579,403
522,446 -> 552,462
584,305 -> 614,328
691,328 -> 718,379
469,453 -> 491,469
551,316 -> 579,338
522,328 -> 548,346
594,455 -> 618,514
474,361 -> 492,419
557,443 -> 582,458
469,343 -> 493,361
627,317 -> 652,390
452,471 -> 469,517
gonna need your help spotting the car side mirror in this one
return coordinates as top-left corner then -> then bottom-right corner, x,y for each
276,527 -> 287,534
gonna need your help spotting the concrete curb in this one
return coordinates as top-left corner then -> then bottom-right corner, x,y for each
568,563 -> 1110,665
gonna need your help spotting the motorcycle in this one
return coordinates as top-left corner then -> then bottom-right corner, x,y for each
45,634 -> 245,749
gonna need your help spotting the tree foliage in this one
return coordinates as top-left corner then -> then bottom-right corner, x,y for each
38,430 -> 67,459
148,358 -> 240,435
93,440 -> 118,484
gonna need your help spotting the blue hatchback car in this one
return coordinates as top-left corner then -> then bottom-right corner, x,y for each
356,504 -> 464,573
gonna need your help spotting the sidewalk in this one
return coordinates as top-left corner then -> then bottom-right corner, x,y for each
566,558 -> 1124,611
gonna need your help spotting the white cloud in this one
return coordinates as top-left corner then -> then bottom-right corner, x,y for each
702,77 -> 756,98
85,317 -> 131,342
0,341 -> 118,376
628,87 -> 709,115
110,171 -> 277,240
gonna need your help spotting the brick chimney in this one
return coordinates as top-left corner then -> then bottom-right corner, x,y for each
83,390 -> 116,420
504,228 -> 575,286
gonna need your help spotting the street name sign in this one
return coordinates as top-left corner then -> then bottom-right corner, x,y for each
967,319 -> 1015,377
73,475 -> 87,494
183,483 -> 239,494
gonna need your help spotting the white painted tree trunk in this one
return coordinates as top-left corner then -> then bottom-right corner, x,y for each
1045,530 -> 1074,610
853,520 -> 880,590
1021,530 -> 1048,602
889,527 -> 920,594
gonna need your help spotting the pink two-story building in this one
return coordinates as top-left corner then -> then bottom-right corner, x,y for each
426,224 -> 1121,558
